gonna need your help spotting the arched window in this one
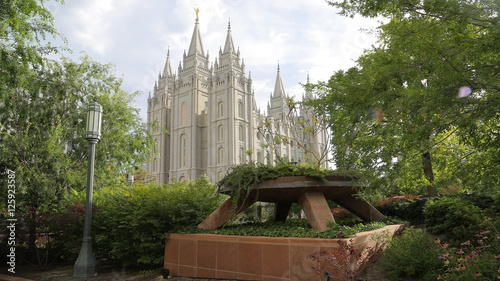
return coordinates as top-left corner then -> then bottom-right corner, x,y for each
266,152 -> 271,165
218,147 -> 224,164
218,101 -> 224,117
238,101 -> 244,118
218,124 -> 224,141
179,176 -> 186,182
239,147 -> 245,163
181,102 -> 187,126
218,171 -> 224,181
152,139 -> 158,171
180,134 -> 187,167
239,125 -> 244,141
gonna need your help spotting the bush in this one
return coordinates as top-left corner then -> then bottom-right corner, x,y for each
423,196 -> 485,244
0,205 -> 83,267
451,191 -> 495,210
43,202 -> 88,262
331,207 -> 357,220
92,176 -> 221,267
378,227 -> 442,281
47,176 -> 221,268
492,191 -> 500,214
376,194 -> 423,206
375,197 -> 429,225
435,221 -> 500,280
173,217 -> 405,239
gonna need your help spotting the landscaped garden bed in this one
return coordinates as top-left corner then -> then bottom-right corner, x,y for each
162,162 -> 405,280
164,224 -> 405,281
174,217 -> 405,239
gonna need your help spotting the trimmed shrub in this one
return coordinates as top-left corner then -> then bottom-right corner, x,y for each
451,192 -> 495,210
375,197 -> 429,225
378,227 -> 442,281
92,176 -> 220,267
47,176 -> 221,268
423,196 -> 485,244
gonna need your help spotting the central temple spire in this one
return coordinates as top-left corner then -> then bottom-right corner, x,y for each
187,18 -> 205,56
223,18 -> 235,54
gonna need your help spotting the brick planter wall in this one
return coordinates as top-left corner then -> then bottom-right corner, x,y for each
164,224 -> 404,281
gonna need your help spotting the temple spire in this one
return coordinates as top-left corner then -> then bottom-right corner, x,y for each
187,17 -> 205,56
163,48 -> 173,77
223,18 -> 235,54
273,63 -> 286,98
305,71 -> 314,100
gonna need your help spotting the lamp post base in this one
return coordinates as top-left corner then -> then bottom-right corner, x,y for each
73,237 -> 97,278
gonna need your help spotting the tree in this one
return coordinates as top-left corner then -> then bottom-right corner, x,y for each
1,0 -> 62,253
257,96 -> 333,169
0,0 -> 61,94
313,0 -> 500,196
0,0 -> 154,253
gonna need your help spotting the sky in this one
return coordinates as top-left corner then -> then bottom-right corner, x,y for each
47,0 -> 382,122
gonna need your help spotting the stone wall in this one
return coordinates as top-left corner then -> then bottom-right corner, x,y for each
164,224 -> 405,281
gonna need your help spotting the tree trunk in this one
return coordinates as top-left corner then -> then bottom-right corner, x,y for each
422,151 -> 438,197
27,208 -> 38,254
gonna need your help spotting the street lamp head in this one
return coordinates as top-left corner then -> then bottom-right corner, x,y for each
85,102 -> 102,140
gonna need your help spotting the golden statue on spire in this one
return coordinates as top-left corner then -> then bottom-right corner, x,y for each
193,8 -> 199,19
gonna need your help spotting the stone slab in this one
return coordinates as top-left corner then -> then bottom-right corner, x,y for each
298,191 -> 335,231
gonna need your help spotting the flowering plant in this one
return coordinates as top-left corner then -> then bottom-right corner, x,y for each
436,222 -> 500,280
309,238 -> 383,281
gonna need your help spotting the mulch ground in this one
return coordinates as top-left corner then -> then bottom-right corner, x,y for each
2,263 -> 237,281
2,260 -> 423,281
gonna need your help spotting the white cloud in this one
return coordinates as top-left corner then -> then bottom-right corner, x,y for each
50,0 -> 382,121
62,0 -> 117,55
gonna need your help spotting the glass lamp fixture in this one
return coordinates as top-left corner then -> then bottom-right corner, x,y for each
85,102 -> 102,140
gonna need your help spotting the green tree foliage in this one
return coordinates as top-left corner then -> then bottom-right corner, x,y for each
0,0 -> 153,252
257,97 -> 333,169
0,0 -> 61,67
313,0 -> 500,195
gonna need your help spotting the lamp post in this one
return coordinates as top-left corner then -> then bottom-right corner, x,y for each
128,172 -> 134,187
73,102 -> 102,278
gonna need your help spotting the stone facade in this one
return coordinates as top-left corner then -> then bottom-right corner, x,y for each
146,18 -> 327,184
